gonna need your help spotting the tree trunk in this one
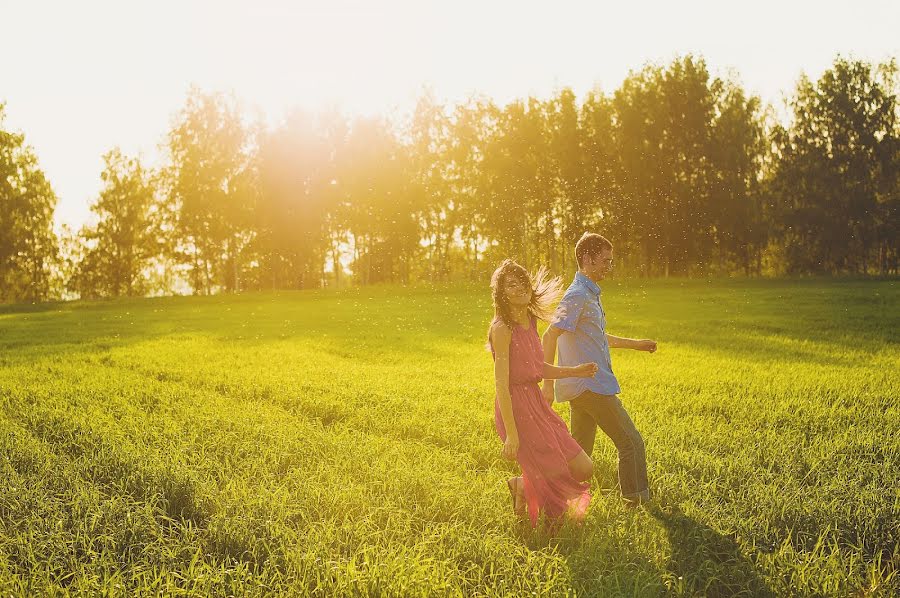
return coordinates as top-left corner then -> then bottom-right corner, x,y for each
332,237 -> 341,287
231,237 -> 239,292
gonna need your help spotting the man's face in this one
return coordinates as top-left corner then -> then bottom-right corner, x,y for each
584,248 -> 614,281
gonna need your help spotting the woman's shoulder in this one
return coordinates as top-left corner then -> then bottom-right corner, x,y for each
490,318 -> 512,341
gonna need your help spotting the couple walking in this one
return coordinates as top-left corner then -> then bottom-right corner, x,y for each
489,232 -> 657,527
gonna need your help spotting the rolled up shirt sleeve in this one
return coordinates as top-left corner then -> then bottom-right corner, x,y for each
551,290 -> 587,332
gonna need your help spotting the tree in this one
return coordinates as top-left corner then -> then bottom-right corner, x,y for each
578,89 -> 619,268
0,103 -> 58,302
69,149 -> 160,298
611,56 -> 766,276
446,97 -> 493,280
409,92 -> 453,282
613,63 -> 668,275
340,117 -> 420,284
771,57 -> 899,274
257,109 -> 337,289
709,80 -> 767,274
166,88 -> 256,294
480,98 -> 553,265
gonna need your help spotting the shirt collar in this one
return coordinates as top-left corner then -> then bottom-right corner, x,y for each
575,271 -> 601,296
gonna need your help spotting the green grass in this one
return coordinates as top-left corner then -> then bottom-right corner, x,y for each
0,278 -> 897,596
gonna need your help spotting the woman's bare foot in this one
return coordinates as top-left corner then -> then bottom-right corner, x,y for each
507,476 -> 526,516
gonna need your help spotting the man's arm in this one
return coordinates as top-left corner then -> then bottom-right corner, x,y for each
607,334 -> 657,352
541,326 -> 564,403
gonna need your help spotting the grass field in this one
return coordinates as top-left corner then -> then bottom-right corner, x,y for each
0,278 -> 897,596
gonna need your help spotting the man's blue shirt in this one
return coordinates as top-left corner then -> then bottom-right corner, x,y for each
550,271 -> 621,400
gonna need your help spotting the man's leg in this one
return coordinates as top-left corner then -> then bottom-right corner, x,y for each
569,392 -> 599,457
581,392 -> 649,504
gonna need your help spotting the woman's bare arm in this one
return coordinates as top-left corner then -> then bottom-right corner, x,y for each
543,362 -> 598,380
491,322 -> 518,460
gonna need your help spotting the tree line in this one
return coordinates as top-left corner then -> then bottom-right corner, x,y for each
1,55 -> 897,302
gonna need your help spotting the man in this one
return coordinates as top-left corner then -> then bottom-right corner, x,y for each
542,232 -> 657,506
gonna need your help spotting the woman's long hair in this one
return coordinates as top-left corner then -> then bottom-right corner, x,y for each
488,259 -> 563,342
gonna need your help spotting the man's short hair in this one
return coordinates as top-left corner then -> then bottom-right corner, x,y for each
575,232 -> 613,267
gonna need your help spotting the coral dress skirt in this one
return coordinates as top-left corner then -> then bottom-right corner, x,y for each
491,317 -> 590,526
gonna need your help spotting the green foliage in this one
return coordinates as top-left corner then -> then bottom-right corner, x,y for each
0,103 -> 58,302
96,61 -> 771,296
339,116 -> 420,285
0,280 -> 897,595
165,88 -> 257,295
257,109 -> 334,290
69,149 -> 161,298
771,57 -> 899,275
4,55 -> 897,302
612,57 -> 769,276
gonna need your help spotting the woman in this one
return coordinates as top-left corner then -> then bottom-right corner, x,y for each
488,259 -> 596,527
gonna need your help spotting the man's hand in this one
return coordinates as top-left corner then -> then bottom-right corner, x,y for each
542,381 -> 555,404
634,339 -> 657,353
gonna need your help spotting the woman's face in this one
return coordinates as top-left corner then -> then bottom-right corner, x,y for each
502,273 -> 532,307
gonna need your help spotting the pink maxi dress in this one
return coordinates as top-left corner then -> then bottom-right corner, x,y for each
492,317 -> 591,527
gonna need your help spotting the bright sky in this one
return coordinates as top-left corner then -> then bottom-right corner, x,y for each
2,0 -> 898,231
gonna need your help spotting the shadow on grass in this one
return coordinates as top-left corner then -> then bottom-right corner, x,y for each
506,499 -> 774,596
0,291 -> 473,365
0,300 -> 69,315
647,503 -> 773,597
